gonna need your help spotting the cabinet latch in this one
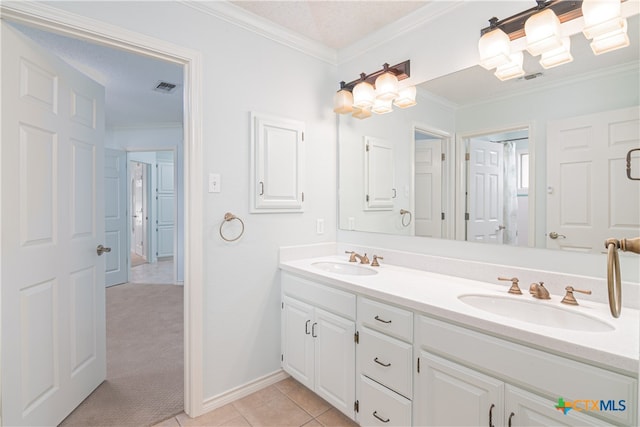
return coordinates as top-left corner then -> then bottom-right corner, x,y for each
354,400 -> 359,413
354,331 -> 359,344
417,357 -> 421,373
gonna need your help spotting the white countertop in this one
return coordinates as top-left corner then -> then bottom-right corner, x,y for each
280,255 -> 639,375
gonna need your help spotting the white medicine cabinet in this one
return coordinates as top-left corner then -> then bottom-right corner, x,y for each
250,112 -> 305,213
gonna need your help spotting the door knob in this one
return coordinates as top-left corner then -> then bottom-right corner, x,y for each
96,244 -> 111,256
549,231 -> 566,239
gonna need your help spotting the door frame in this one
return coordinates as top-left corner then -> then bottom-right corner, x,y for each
0,3 -> 205,417
455,123 -> 535,247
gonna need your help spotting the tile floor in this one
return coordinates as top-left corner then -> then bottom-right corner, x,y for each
130,259 -> 175,284
153,377 -> 359,427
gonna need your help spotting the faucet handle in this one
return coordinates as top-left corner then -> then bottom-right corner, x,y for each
371,255 -> 384,267
345,251 -> 357,262
498,277 -> 522,295
561,286 -> 592,305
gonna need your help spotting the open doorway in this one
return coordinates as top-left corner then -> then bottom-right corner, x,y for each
6,19 -> 188,427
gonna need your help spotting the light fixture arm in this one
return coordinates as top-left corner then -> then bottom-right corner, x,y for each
480,0 -> 583,39
336,60 -> 411,93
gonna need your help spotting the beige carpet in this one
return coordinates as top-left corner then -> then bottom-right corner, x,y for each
60,283 -> 184,426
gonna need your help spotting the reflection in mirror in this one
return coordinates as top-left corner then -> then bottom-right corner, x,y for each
338,14 -> 639,253
463,128 -> 529,246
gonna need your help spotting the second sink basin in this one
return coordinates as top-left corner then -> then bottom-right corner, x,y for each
312,261 -> 378,276
458,294 -> 614,332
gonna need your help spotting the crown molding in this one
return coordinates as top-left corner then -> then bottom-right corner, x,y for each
337,1 -> 465,65
179,1 -> 337,65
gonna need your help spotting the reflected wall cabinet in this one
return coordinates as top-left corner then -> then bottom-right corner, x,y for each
250,112 -> 305,213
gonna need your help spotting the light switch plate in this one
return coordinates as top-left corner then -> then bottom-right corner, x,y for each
316,219 -> 324,235
209,173 -> 221,193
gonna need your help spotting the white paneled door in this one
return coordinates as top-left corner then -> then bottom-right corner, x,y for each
467,139 -> 504,243
547,106 -> 640,252
156,161 -> 175,258
415,138 -> 443,238
1,22 -> 106,426
105,149 -> 128,286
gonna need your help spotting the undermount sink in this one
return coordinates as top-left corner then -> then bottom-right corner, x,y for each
312,261 -> 378,276
458,294 -> 614,332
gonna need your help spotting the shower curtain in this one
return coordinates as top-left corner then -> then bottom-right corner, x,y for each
503,141 -> 518,245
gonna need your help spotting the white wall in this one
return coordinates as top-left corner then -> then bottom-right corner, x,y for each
42,1 -> 338,402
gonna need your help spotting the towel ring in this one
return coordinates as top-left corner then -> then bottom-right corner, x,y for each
400,209 -> 412,227
605,238 -> 622,318
219,212 -> 245,242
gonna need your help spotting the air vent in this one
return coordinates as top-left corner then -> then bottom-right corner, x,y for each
523,72 -> 544,81
153,81 -> 177,93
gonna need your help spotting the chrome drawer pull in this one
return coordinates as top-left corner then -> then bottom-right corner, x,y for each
373,411 -> 390,423
374,315 -> 392,324
374,357 -> 391,367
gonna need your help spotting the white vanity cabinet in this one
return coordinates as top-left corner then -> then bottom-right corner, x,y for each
281,272 -> 356,419
356,297 -> 413,426
414,315 -> 636,427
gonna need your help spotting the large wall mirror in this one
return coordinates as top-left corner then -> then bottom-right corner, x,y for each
338,14 -> 639,254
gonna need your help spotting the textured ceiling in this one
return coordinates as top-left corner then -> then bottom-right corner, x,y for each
230,1 -> 428,49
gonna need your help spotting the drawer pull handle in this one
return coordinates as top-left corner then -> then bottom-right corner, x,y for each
508,412 -> 515,427
311,322 -> 317,338
374,315 -> 392,324
374,357 -> 391,367
373,411 -> 390,423
305,320 -> 311,335
489,403 -> 495,427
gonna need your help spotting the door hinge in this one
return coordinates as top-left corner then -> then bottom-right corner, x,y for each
366,195 -> 370,202
441,212 -> 445,220
465,212 -> 470,221
441,152 -> 446,161
366,144 -> 370,152
417,357 -> 421,373
281,354 -> 283,362
465,152 -> 470,161
301,192 -> 304,202
281,301 -> 284,309
302,131 -> 305,141
354,400 -> 359,413
354,331 -> 359,344
156,251 -> 159,256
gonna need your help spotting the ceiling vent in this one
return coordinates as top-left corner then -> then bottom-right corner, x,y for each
153,81 -> 177,94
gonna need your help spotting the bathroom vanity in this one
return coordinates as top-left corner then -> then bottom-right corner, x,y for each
280,255 -> 638,427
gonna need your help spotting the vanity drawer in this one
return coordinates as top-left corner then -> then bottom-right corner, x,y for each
358,374 -> 411,427
282,272 -> 355,320
358,326 -> 412,398
358,297 -> 413,341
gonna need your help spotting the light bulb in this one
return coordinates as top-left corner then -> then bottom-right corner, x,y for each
352,81 -> 375,109
374,71 -> 399,101
393,86 -> 417,108
333,89 -> 353,114
478,28 -> 511,70
525,9 -> 562,56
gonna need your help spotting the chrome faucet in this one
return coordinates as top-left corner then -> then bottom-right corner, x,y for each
529,282 -> 550,300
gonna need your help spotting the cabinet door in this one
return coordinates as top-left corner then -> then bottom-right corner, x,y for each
364,136 -> 395,210
282,296 -> 314,390
504,385 -> 610,427
314,308 -> 356,420
251,112 -> 305,212
414,350 -> 504,427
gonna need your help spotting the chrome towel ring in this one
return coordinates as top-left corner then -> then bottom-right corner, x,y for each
219,212 -> 245,242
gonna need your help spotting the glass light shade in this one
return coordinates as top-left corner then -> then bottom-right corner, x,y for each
540,37 -> 573,69
494,51 -> 525,81
374,72 -> 399,101
478,28 -> 511,70
333,89 -> 353,114
525,9 -> 563,56
352,81 -> 375,109
352,107 -> 372,120
582,0 -> 622,35
371,98 -> 393,114
590,20 -> 630,54
393,86 -> 417,108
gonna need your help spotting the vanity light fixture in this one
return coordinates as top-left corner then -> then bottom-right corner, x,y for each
333,60 -> 416,119
478,0 -> 631,80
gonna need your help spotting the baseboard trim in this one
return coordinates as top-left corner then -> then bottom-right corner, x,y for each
201,370 -> 289,415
